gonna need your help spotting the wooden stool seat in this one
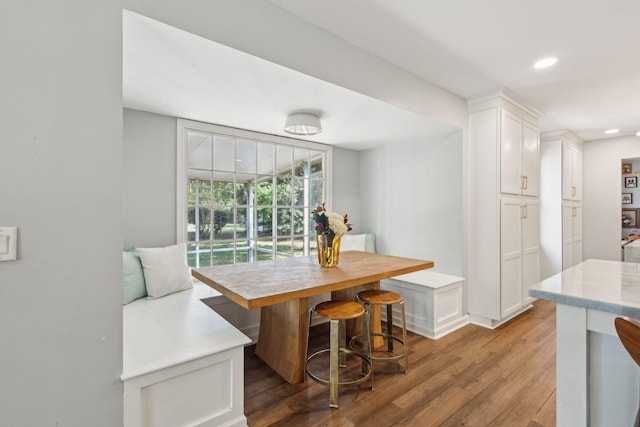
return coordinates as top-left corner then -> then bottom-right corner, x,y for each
314,300 -> 365,320
357,290 -> 403,305
615,316 -> 640,427
306,300 -> 373,408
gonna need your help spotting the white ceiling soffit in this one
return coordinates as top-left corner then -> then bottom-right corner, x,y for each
269,0 -> 640,141
123,10 -> 457,151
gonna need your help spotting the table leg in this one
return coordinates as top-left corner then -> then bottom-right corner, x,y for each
332,281 -> 384,349
255,298 -> 308,384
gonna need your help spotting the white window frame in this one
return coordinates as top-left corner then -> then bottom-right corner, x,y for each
176,118 -> 333,265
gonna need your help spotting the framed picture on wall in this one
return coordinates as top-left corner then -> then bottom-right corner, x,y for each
623,208 -> 639,228
623,193 -> 633,204
623,163 -> 633,174
625,176 -> 638,188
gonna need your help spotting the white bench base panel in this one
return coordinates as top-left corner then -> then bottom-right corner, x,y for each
123,282 -> 251,427
381,271 -> 469,340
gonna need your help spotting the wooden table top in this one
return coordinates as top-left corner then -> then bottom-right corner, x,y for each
192,251 -> 434,309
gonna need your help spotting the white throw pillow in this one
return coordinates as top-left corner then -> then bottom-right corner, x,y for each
340,234 -> 367,251
136,243 -> 193,299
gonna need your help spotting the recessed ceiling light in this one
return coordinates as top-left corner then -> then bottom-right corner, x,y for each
636,131 -> 640,137
605,128 -> 620,135
533,57 -> 558,69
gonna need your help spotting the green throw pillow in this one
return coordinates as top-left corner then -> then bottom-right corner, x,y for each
364,234 -> 376,253
122,249 -> 147,305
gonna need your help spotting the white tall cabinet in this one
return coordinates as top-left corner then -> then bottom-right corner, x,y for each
468,92 -> 542,328
539,130 -> 584,280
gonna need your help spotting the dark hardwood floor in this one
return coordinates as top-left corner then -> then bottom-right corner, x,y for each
244,299 -> 556,426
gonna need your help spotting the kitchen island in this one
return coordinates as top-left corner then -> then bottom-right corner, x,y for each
529,259 -> 640,426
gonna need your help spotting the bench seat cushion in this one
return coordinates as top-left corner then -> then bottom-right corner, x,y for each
122,281 -> 251,381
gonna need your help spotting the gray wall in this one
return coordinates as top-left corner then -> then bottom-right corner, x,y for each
123,109 -> 178,249
0,2 -> 123,425
359,131 -> 464,276
332,147 -> 361,232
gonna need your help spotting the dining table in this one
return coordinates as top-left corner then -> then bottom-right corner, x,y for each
192,250 -> 434,384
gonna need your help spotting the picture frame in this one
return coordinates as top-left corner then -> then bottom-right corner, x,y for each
623,163 -> 633,174
623,208 -> 639,228
626,176 -> 638,188
622,193 -> 633,204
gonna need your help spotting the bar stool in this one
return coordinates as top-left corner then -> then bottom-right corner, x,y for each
615,316 -> 640,427
305,300 -> 373,408
352,289 -> 409,373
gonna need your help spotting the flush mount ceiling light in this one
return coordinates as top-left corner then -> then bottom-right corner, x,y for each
605,128 -> 620,135
284,113 -> 322,135
636,131 -> 640,137
533,57 -> 559,69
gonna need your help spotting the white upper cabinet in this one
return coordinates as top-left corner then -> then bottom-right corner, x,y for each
522,123 -> 540,197
500,110 -> 540,197
562,143 -> 582,201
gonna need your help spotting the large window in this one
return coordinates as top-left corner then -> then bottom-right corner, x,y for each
177,119 -> 332,267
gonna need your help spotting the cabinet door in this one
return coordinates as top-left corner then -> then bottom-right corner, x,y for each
572,204 -> 583,264
500,110 -> 523,195
521,123 -> 540,197
522,201 -> 540,304
572,149 -> 582,201
562,143 -> 574,200
562,144 -> 582,201
501,198 -> 523,317
562,202 -> 574,269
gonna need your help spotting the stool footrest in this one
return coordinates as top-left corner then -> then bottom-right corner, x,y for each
306,348 -> 373,387
349,334 -> 407,363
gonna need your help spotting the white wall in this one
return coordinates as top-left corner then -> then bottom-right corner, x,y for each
123,109 -> 178,249
359,131 -> 464,276
583,136 -> 640,261
0,2 -> 123,425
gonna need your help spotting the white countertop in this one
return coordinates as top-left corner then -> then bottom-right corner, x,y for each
529,259 -> 640,318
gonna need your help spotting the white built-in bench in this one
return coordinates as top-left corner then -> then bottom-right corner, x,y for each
381,270 -> 469,339
122,280 -> 251,427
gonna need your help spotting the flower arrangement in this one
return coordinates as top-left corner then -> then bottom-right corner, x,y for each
312,203 -> 352,238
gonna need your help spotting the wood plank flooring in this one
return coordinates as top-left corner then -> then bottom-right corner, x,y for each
244,299 -> 556,427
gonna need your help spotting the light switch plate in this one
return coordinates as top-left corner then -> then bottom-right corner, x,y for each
0,227 -> 18,261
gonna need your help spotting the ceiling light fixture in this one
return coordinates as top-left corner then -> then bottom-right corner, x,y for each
284,113 -> 322,136
605,128 -> 620,135
533,57 -> 558,69
636,131 -> 640,137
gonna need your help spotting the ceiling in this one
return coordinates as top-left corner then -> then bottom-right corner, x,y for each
123,1 -> 640,148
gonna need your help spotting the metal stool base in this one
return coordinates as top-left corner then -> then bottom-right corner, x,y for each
349,333 -> 407,363
354,295 -> 410,374
306,348 -> 373,387
305,304 -> 374,408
